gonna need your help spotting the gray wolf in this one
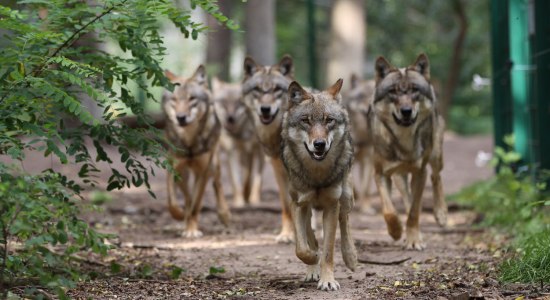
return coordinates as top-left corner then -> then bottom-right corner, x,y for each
281,79 -> 357,291
344,75 -> 412,215
242,55 -> 295,243
368,53 -> 447,250
162,65 -> 231,238
211,77 -> 265,207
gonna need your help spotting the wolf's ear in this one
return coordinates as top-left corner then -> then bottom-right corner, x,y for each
192,65 -> 207,85
278,55 -> 294,77
412,53 -> 430,80
288,81 -> 308,107
350,73 -> 359,89
375,56 -> 393,83
244,56 -> 259,78
165,70 -> 178,82
327,78 -> 344,100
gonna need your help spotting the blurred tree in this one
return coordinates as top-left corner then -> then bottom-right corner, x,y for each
440,0 -> 468,121
245,0 -> 276,65
326,0 -> 365,88
206,1 -> 233,81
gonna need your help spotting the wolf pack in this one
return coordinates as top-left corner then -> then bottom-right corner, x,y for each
161,53 -> 448,291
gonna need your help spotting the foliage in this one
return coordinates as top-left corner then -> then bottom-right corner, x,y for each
0,0 -> 233,297
450,136 -> 550,283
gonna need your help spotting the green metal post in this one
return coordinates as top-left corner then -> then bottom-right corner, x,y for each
508,0 -> 534,165
306,0 -> 318,88
490,0 -> 513,151
533,0 -> 550,176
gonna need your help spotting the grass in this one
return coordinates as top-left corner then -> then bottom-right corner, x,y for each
449,139 -> 550,283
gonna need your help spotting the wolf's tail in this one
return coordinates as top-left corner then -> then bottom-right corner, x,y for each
339,210 -> 358,271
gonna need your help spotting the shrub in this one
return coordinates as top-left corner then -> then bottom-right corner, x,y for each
0,0 -> 236,297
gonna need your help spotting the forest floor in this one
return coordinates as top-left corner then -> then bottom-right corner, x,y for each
19,134 -> 550,299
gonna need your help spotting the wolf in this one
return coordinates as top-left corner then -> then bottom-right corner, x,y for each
281,79 -> 357,291
368,53 -> 447,250
344,75 -> 412,215
242,55 -> 295,243
211,77 -> 264,207
162,65 -> 231,238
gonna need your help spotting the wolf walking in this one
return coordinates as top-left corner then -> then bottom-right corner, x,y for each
368,54 -> 447,250
242,55 -> 295,243
162,66 -> 231,238
281,79 -> 357,291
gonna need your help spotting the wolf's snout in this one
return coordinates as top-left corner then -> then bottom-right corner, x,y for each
400,107 -> 413,118
227,115 -> 235,124
313,139 -> 326,151
176,114 -> 188,126
260,105 -> 271,116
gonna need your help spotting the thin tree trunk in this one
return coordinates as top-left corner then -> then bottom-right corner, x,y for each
326,0 -> 365,88
441,0 -> 468,121
245,0 -> 276,65
206,1 -> 233,81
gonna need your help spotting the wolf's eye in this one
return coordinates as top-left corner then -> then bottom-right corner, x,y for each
326,117 -> 335,126
411,85 -> 419,93
301,116 -> 310,125
273,86 -> 283,94
253,87 -> 262,94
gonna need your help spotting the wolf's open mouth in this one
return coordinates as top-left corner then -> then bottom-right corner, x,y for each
393,113 -> 416,127
259,108 -> 279,125
304,142 -> 328,161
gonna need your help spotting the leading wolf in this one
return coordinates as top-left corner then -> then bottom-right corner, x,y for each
369,53 -> 447,250
281,79 -> 357,291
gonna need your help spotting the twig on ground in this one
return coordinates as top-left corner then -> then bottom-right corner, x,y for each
358,256 -> 411,265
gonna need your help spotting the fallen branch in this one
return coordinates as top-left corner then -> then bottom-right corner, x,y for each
358,256 -> 411,265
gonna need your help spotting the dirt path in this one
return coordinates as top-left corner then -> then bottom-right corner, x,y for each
16,134 -> 548,299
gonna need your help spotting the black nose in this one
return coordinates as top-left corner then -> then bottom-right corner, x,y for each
260,105 -> 271,115
313,139 -> 326,151
227,115 -> 235,124
176,114 -> 187,125
401,107 -> 413,118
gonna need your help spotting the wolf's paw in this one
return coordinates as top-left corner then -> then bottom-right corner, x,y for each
342,246 -> 358,272
217,210 -> 232,227
304,264 -> 320,282
405,228 -> 425,250
433,204 -> 448,227
317,278 -> 340,291
383,213 -> 403,240
275,231 -> 294,244
183,229 -> 203,238
233,197 -> 246,208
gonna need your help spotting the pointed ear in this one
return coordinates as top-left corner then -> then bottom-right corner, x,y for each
277,55 -> 293,77
244,56 -> 259,78
288,81 -> 309,107
211,76 -> 222,92
165,70 -> 178,82
350,73 -> 359,89
192,65 -> 207,85
375,56 -> 393,83
327,78 -> 344,99
411,53 -> 430,80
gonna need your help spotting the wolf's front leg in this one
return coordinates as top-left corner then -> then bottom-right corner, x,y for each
271,157 -> 294,243
405,168 -> 428,250
317,203 -> 340,291
291,200 -> 318,265
374,171 -> 403,240
212,152 -> 231,226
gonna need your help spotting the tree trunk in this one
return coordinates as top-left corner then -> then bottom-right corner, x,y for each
206,1 -> 233,81
245,0 -> 276,65
326,0 -> 365,88
441,0 -> 468,121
